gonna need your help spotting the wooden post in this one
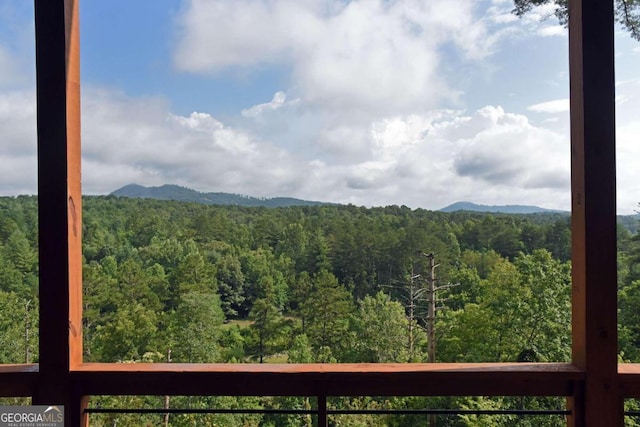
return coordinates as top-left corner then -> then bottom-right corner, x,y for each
163,349 -> 171,427
427,254 -> 437,364
33,0 -> 84,424
427,254 -> 437,427
317,395 -> 328,427
566,382 -> 585,427
24,300 -> 31,364
568,0 -> 621,425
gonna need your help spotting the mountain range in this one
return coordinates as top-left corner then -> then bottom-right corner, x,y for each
111,184 -> 566,213
439,201 -> 566,214
110,184 -> 329,208
109,185 -> 639,231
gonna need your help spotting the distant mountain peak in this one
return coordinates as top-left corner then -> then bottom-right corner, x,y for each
439,201 -> 565,214
109,184 -> 329,208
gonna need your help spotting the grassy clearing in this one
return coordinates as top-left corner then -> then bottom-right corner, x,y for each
264,353 -> 289,363
222,316 -> 302,330
222,319 -> 253,329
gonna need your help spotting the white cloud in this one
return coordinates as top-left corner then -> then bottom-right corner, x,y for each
520,3 -> 560,23
449,106 -> 568,189
71,82 -> 577,211
527,99 -> 569,114
241,91 -> 290,118
246,101 -> 571,208
81,87 -> 307,196
483,0 -> 569,50
0,153 -> 37,195
163,0 -> 584,209
537,25 -> 566,37
362,105 -> 570,209
615,74 -> 640,214
0,79 -> 621,213
489,10 -> 518,25
3,1 -> 639,215
0,89 -> 37,195
174,0 -> 494,115
617,120 -> 640,214
0,90 -> 36,154
619,126 -> 640,207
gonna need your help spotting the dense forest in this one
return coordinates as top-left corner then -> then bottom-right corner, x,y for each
1,195 -> 640,426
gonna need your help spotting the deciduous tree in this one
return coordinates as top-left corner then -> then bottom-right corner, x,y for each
512,0 -> 640,41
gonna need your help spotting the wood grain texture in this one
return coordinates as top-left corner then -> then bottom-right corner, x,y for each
71,363 -> 582,397
34,1 -> 86,425
569,0 -> 621,424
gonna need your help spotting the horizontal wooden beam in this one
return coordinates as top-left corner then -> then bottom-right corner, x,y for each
72,363 -> 582,397
19,363 -> 640,400
0,365 -> 39,397
617,364 -> 640,397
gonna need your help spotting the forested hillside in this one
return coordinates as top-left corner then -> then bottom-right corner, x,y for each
79,196 -> 580,363
111,184 -> 330,208
1,195 -> 639,426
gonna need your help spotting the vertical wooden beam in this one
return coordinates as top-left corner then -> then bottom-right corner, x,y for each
317,395 -> 328,427
566,382 -> 584,427
34,0 -> 84,422
81,396 -> 90,427
65,0 -> 84,370
569,0 -> 621,425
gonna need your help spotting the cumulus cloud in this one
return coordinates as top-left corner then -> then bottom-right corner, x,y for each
0,79 -> 585,212
360,105 -> 570,209
537,25 -> 566,37
0,90 -> 37,154
4,0 -> 639,214
615,77 -> 640,214
451,107 -> 568,189
0,153 -> 37,195
0,89 -> 37,195
174,0 -> 493,115
527,98 -> 569,114
161,0 -> 583,209
241,91 -> 290,118
72,83 -> 575,211
81,87 -> 306,196
617,120 -> 640,214
483,0 -> 568,47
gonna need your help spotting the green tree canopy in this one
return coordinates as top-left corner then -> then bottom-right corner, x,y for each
347,292 -> 411,363
513,0 -> 640,40
170,291 -> 225,363
246,297 -> 289,363
302,270 -> 354,361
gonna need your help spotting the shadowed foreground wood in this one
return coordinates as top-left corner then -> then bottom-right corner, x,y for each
618,365 -> 640,397
34,0 -> 85,425
72,363 -> 582,396
568,0 -> 621,424
0,365 -> 38,397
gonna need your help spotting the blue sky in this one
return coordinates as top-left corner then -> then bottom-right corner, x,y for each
1,0 -> 639,213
